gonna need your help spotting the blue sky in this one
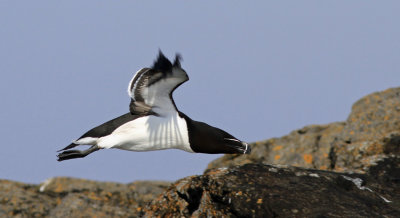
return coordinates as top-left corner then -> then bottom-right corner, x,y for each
1,1 -> 399,184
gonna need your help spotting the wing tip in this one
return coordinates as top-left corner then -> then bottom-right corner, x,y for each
173,53 -> 182,67
153,50 -> 184,72
153,50 -> 173,72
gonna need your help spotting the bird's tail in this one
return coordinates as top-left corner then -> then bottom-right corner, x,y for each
57,143 -> 78,152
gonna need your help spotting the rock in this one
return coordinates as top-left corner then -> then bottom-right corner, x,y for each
0,180 -> 55,218
364,156 -> 400,209
0,177 -> 170,217
142,161 -> 400,217
207,87 -> 400,174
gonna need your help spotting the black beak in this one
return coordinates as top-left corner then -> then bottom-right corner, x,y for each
243,142 -> 251,154
224,138 -> 251,154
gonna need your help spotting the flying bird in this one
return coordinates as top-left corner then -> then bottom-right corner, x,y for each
57,51 -> 251,161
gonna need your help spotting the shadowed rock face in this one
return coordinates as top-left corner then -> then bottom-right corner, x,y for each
207,87 -> 400,174
142,160 -> 400,217
1,87 -> 399,217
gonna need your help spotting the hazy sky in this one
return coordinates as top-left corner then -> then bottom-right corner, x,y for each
1,1 -> 399,184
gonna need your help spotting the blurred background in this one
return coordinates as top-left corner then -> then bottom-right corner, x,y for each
0,1 -> 399,184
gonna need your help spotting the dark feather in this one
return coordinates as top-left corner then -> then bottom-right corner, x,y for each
129,100 -> 158,116
57,143 -> 78,152
78,113 -> 141,139
129,68 -> 150,95
173,54 -> 182,67
152,50 -> 173,72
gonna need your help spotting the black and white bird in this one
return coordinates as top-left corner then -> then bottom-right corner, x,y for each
57,51 -> 251,161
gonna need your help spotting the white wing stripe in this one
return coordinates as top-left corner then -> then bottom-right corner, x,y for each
128,68 -> 149,100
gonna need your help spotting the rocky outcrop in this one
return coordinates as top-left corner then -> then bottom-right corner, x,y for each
142,158 -> 400,217
1,87 -> 399,217
207,87 -> 400,174
0,177 -> 170,217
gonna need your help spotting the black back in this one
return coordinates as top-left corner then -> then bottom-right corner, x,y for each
78,112 -> 142,139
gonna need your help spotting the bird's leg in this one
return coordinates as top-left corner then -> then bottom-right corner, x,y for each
57,145 -> 100,161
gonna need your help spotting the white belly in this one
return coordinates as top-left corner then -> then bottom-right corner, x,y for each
97,113 -> 193,152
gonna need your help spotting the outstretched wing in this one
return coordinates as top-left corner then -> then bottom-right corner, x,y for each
127,52 -> 189,116
128,68 -> 161,116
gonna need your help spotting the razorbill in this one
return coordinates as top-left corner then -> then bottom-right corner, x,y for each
57,51 -> 251,161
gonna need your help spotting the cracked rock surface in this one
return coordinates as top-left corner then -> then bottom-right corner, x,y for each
142,160 -> 400,217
